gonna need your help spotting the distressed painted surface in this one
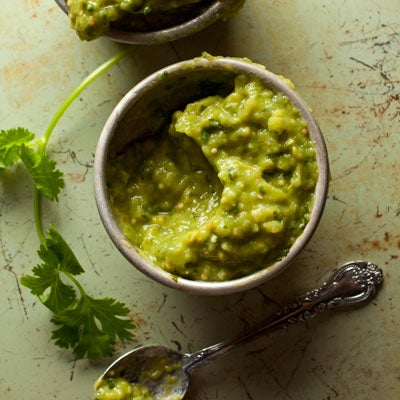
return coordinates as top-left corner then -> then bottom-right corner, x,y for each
0,1 -> 399,399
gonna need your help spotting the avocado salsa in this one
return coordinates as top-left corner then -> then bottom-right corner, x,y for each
107,74 -> 318,282
94,377 -> 155,400
94,357 -> 182,400
67,0 -> 203,40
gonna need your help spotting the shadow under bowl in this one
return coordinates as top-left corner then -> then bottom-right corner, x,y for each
94,56 -> 329,295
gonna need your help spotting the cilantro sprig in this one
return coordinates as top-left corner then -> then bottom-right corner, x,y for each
1,46 -> 136,360
21,226 -> 134,360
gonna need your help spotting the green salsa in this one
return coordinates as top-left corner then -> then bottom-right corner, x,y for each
94,377 -> 155,400
107,74 -> 318,282
94,357 -> 182,400
67,0 -> 203,40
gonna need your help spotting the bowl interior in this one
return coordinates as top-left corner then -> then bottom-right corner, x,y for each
110,69 -> 235,154
94,57 -> 329,295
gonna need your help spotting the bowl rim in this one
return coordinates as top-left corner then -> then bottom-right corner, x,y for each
54,0 -> 240,44
94,56 -> 329,295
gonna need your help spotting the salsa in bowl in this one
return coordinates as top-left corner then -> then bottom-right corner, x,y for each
54,0 -> 245,44
94,54 -> 329,295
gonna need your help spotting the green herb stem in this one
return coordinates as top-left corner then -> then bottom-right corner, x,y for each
65,271 -> 87,298
33,189 -> 46,244
34,45 -> 135,241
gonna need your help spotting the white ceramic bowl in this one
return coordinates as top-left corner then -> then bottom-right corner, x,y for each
94,56 -> 329,295
54,0 -> 245,44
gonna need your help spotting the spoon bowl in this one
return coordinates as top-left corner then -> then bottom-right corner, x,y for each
97,346 -> 189,400
96,261 -> 383,399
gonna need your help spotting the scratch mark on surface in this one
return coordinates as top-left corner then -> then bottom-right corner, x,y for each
69,359 -> 76,382
395,203 -> 400,218
333,142 -> 377,180
78,234 -> 99,276
349,56 -> 375,70
315,374 -> 340,397
171,339 -> 182,352
330,195 -> 348,224
0,200 -> 12,264
169,42 -> 182,60
255,287 -> 280,308
64,149 -> 94,176
331,195 -> 347,205
237,375 -> 254,400
157,293 -> 167,313
171,321 -> 187,337
372,92 -> 400,120
284,333 -> 315,389
237,314 -> 251,331
335,336 -> 370,385
4,265 -> 28,319
339,35 -> 379,46
258,357 -> 293,399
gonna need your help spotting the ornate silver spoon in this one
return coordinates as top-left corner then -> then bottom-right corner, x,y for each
96,261 -> 383,400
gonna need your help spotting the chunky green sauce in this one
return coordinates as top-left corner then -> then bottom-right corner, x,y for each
107,74 -> 318,281
94,357 -> 182,400
94,377 -> 155,400
67,0 -> 202,40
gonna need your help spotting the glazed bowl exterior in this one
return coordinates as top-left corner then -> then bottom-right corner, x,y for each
94,56 -> 329,295
54,0 -> 244,44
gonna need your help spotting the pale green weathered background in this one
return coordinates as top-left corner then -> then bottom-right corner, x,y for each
0,1 -> 399,399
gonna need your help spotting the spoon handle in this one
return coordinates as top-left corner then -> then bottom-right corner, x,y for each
185,261 -> 383,372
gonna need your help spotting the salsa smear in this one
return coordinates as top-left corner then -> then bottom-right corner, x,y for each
67,0 -> 203,40
107,74 -> 318,282
94,357 -> 182,400
94,377 -> 155,400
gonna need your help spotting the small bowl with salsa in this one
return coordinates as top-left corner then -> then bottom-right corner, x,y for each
94,54 -> 329,295
54,0 -> 245,44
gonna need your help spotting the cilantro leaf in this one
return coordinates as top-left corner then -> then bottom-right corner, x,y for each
21,226 -> 135,360
19,145 -> 64,201
0,127 -> 35,169
0,127 -> 64,199
51,295 -> 135,360
20,262 -> 77,314
40,226 -> 85,276
20,226 -> 83,313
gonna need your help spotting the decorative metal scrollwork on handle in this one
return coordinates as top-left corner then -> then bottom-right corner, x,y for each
185,261 -> 384,371
280,261 -> 384,323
